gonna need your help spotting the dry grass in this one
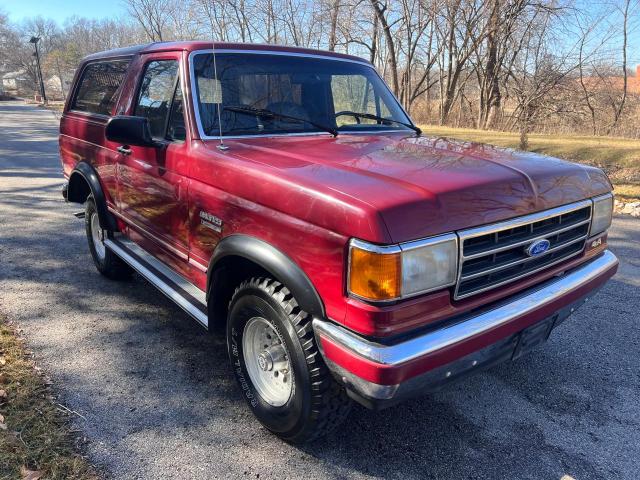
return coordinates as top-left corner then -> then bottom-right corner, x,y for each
419,125 -> 640,187
613,184 -> 640,201
0,315 -> 97,480
43,104 -> 64,114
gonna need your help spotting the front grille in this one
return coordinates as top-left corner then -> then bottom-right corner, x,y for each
454,200 -> 592,300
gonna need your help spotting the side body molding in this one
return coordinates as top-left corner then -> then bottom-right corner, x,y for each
67,162 -> 118,231
208,235 -> 326,319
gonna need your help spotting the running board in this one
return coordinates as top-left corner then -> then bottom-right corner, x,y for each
103,237 -> 208,329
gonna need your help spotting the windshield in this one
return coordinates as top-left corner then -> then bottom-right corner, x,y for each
191,52 -> 413,137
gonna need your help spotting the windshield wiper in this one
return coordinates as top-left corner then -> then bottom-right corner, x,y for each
223,106 -> 338,137
339,111 -> 421,136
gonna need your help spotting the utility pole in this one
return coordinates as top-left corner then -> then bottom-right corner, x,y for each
29,36 -> 47,104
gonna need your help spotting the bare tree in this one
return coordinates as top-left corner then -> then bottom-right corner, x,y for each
475,0 -> 534,129
327,0 -> 341,50
575,8 -> 613,136
369,0 -> 401,95
508,7 -> 579,149
2,0 -> 638,139
435,0 -> 489,124
396,0 -> 439,112
338,0 -> 379,63
125,0 -> 178,41
607,0 -> 631,134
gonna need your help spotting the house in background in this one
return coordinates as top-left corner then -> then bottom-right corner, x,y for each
600,65 -> 640,94
1,70 -> 70,101
581,65 -> 640,94
630,66 -> 640,94
2,71 -> 34,97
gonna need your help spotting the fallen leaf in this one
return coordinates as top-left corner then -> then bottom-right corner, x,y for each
20,467 -> 44,480
0,413 -> 4,423
0,356 -> 6,365
0,422 -> 6,431
0,389 -> 7,398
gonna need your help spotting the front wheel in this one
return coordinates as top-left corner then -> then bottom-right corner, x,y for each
85,196 -> 132,280
227,277 -> 352,443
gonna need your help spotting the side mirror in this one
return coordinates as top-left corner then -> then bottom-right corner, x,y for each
105,116 -> 157,147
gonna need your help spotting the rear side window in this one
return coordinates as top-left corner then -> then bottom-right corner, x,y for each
71,60 -> 130,116
134,60 -> 179,139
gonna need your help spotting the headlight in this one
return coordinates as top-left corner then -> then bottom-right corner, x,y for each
591,193 -> 613,236
348,234 -> 458,301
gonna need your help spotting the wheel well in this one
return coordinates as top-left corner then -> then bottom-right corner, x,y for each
208,256 -> 270,330
67,165 -> 118,231
67,172 -> 92,203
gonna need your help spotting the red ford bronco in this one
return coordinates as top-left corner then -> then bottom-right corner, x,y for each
59,41 -> 618,443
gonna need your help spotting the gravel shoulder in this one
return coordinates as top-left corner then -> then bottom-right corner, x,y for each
1,100 -> 639,479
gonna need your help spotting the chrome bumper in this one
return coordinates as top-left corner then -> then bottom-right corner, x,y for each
313,250 -> 618,408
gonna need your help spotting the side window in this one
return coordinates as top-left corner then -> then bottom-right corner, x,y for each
134,60 -> 179,140
71,60 -> 130,115
167,82 -> 186,142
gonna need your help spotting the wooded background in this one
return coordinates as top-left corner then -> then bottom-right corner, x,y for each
1,0 -> 639,144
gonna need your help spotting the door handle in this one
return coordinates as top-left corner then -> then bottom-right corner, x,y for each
117,145 -> 132,155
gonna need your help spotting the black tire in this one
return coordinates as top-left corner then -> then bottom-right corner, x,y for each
85,196 -> 132,280
227,277 -> 352,443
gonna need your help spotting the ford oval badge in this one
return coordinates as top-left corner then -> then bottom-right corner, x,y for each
526,238 -> 551,257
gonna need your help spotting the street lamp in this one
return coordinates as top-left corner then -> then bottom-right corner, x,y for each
29,36 -> 47,104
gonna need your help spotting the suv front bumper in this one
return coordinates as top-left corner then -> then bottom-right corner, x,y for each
313,250 -> 618,409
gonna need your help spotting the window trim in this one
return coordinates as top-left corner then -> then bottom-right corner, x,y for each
164,73 -> 186,143
187,49 -> 417,140
68,57 -> 132,118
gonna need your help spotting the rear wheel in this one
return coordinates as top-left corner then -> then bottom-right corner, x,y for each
227,277 -> 352,443
85,196 -> 132,280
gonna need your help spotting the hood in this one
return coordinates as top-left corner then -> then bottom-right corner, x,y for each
213,133 -> 612,243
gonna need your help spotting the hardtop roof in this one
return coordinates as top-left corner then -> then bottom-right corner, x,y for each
81,41 -> 370,65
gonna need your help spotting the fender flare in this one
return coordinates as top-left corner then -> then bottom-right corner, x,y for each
208,235 -> 325,319
68,162 -> 118,231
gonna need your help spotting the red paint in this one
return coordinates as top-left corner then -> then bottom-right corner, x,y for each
59,42 -> 616,388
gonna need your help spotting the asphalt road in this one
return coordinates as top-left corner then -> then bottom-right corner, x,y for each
1,100 -> 639,480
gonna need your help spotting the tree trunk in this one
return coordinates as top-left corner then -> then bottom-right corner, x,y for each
328,0 -> 339,51
370,0 -> 399,96
607,0 -> 629,135
370,11 -> 379,64
519,106 -> 530,150
479,0 -> 500,129
519,124 -> 529,150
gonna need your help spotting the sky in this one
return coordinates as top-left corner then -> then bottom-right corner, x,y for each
1,0 -> 127,24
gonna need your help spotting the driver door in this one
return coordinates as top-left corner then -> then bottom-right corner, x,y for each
116,54 -> 190,271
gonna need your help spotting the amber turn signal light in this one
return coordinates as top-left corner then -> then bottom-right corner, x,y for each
349,246 -> 401,300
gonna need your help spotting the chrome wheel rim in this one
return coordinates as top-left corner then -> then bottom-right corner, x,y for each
242,317 -> 293,407
90,212 -> 106,260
